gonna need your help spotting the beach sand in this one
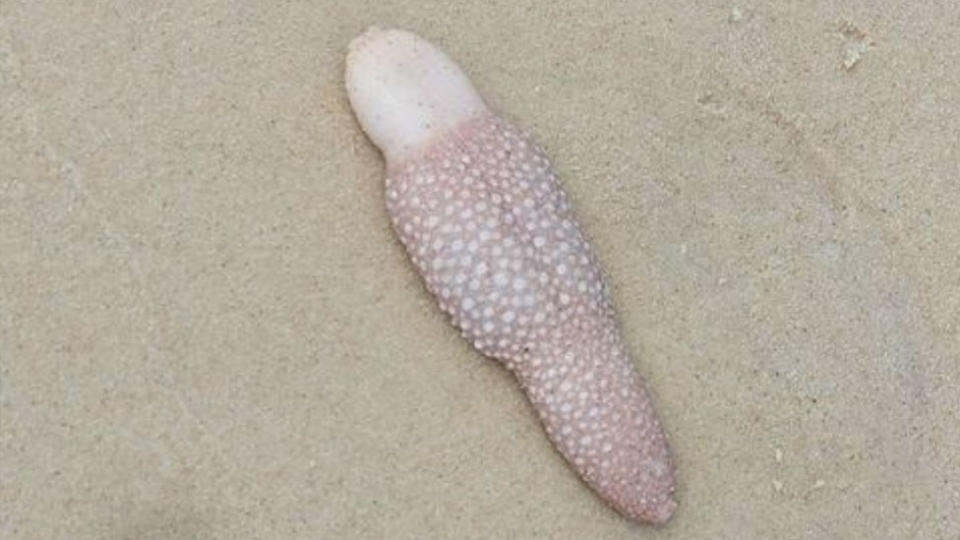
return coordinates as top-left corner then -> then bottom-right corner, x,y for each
2,2 -> 957,538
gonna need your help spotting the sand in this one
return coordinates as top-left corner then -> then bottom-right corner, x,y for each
2,1 -> 958,538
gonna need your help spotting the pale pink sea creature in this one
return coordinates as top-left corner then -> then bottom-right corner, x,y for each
345,27 -> 676,524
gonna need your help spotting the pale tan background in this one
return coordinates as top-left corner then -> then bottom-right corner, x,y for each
2,1 -> 958,538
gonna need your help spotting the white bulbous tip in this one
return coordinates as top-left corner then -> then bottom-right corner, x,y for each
345,27 -> 489,167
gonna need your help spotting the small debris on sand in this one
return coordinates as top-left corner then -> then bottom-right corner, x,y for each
839,21 -> 874,71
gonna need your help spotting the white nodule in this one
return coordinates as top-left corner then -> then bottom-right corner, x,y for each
345,27 -> 489,166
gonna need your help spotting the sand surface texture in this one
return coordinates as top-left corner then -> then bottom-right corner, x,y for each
2,2 -> 958,538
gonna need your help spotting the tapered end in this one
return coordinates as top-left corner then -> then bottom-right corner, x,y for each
638,492 -> 678,525
345,27 -> 489,166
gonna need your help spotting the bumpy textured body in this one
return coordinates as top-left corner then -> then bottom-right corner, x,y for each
385,113 -> 675,523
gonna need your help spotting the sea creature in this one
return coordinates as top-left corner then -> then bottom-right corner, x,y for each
345,27 -> 676,524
